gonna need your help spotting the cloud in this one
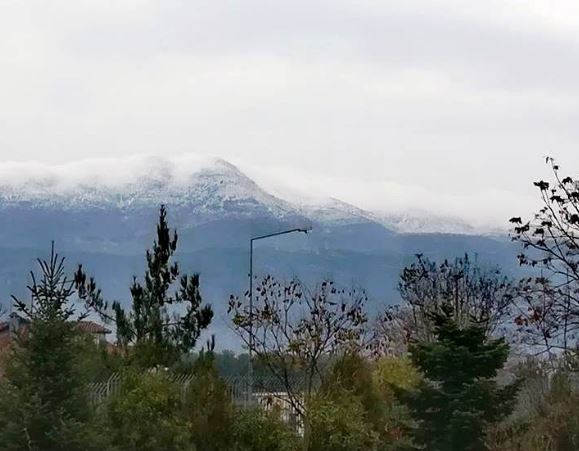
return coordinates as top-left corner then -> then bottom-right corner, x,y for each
0,153 -> 221,190
236,158 -> 540,229
0,151 -> 538,230
0,0 -> 577,228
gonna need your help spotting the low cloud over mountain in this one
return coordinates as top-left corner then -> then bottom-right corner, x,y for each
0,154 -> 521,348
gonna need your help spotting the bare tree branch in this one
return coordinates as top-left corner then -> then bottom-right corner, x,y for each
228,277 -> 368,417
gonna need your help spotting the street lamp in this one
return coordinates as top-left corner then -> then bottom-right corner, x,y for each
247,226 -> 311,405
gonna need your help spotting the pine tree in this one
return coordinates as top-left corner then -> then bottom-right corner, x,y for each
0,246 -> 104,451
401,305 -> 519,451
82,205 -> 214,367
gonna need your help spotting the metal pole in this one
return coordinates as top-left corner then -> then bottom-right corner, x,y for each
246,226 -> 311,407
248,238 -> 254,407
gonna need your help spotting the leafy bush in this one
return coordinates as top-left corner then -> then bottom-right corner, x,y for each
230,408 -> 300,451
75,333 -> 125,382
323,354 -> 388,440
184,349 -> 235,451
373,357 -> 421,398
372,356 -> 421,448
308,393 -> 377,451
489,362 -> 579,451
105,371 -> 191,451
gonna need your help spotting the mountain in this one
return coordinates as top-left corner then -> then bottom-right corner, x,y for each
0,155 -> 493,234
0,156 -> 521,349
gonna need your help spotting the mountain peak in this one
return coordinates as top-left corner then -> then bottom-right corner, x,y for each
0,154 -> 485,234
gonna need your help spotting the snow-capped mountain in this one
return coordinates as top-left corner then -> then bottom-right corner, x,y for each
0,155 -> 519,348
0,155 -> 483,235
0,157 -> 294,217
375,211 -> 478,235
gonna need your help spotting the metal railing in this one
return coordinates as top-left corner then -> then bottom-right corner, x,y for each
87,372 -> 305,430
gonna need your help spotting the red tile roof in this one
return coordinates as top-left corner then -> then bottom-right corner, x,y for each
0,317 -> 110,335
76,321 -> 111,334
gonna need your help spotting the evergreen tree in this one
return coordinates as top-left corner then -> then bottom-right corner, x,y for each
82,205 -> 214,367
0,246 -> 104,451
185,338 -> 235,451
401,305 -> 519,451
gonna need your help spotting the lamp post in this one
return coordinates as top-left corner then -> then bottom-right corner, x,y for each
247,227 -> 311,405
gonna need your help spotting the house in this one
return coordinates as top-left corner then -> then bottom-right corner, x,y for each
0,313 -> 111,351
0,314 -> 115,377
76,320 -> 112,345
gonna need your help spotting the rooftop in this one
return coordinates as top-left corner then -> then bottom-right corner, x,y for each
0,316 -> 110,335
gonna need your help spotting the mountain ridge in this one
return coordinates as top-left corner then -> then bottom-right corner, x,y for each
0,155 -> 520,349
0,155 -> 492,235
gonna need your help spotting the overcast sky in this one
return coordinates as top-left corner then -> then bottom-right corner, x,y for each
1,0 -> 579,227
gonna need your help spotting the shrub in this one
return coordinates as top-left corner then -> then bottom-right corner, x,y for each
308,393 -> 377,451
489,363 -> 579,451
105,370 -> 191,451
184,349 -> 235,451
230,408 -> 300,451
373,356 -> 421,448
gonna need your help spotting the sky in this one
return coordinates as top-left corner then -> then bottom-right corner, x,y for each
1,0 -> 579,228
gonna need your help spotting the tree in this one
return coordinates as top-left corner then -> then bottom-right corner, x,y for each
213,350 -> 250,378
104,370 -> 190,451
0,246 -> 105,451
372,254 -> 515,356
81,205 -> 213,367
370,304 -> 415,357
488,355 -> 579,451
323,354 -> 387,433
308,393 -> 378,451
185,338 -> 235,451
510,158 -> 579,355
230,408 -> 300,451
373,356 -> 421,448
373,356 -> 421,399
400,306 -> 519,451
228,277 -> 368,449
314,353 -> 389,450
400,254 -> 516,338
312,354 -> 422,450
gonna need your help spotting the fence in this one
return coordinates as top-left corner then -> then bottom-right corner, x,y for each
87,372 -> 305,430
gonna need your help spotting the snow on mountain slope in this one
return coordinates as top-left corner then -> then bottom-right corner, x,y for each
296,199 -> 481,235
296,197 -> 376,226
0,156 -> 296,218
375,211 -> 478,235
0,155 -> 484,234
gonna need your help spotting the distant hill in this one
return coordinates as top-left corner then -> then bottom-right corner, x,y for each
0,156 -> 521,349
